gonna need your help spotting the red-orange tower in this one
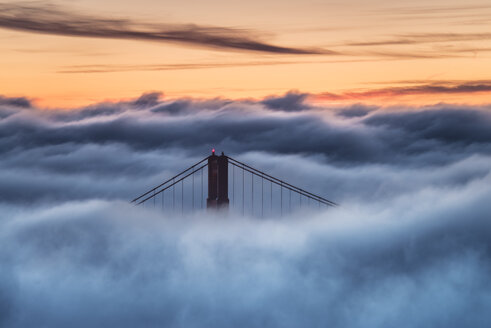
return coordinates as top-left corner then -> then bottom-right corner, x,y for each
207,150 -> 229,210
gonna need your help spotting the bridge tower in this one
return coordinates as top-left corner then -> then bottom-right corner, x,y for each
131,149 -> 337,213
207,150 -> 229,210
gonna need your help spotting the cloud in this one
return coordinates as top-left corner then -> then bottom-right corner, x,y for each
57,61 -> 305,74
367,79 -> 491,86
0,95 -> 31,108
132,92 -> 164,108
367,3 -> 491,25
151,100 -> 191,115
0,172 -> 490,327
363,108 -> 491,144
261,91 -> 311,112
1,92 -> 491,166
0,3 -> 332,55
1,90 -> 491,326
335,104 -> 377,118
384,4 -> 491,17
345,32 -> 491,47
1,91 -> 491,207
57,59 -> 416,75
318,82 -> 491,100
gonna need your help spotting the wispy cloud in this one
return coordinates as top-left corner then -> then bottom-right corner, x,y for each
346,33 -> 491,47
56,58 -> 379,74
368,79 -> 491,86
368,3 -> 491,24
373,4 -> 491,16
318,82 -> 491,100
57,61 -> 304,73
0,2 -> 333,55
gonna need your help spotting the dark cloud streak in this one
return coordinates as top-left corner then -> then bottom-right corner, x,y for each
0,3 -> 332,55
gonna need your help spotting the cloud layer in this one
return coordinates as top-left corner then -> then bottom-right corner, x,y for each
1,92 -> 490,326
1,180 -> 491,327
0,92 -> 490,203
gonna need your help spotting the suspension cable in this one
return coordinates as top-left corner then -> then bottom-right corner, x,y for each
192,170 -> 195,210
137,163 -> 208,205
242,168 -> 245,216
201,166 -> 203,209
251,172 -> 254,216
227,156 -> 337,206
132,156 -> 209,203
229,162 -> 334,207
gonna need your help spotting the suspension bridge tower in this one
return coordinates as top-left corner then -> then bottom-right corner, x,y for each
131,149 -> 337,215
207,149 -> 229,210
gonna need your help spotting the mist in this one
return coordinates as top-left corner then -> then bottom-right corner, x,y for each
1,92 -> 490,327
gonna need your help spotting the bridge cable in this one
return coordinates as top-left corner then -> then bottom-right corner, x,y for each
261,178 -> 264,218
251,173 -> 254,216
280,182 -> 283,217
242,168 -> 244,216
136,163 -> 208,205
131,157 -> 208,203
228,162 -> 333,206
192,170 -> 195,210
201,167 -> 203,209
227,157 -> 337,207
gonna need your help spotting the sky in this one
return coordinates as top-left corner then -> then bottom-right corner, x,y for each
1,1 -> 491,326
1,0 -> 491,107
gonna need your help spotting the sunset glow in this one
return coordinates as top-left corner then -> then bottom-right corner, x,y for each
1,0 -> 490,107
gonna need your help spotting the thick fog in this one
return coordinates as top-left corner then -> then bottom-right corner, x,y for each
1,92 -> 490,327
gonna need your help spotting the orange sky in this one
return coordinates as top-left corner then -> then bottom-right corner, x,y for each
1,0 -> 491,108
